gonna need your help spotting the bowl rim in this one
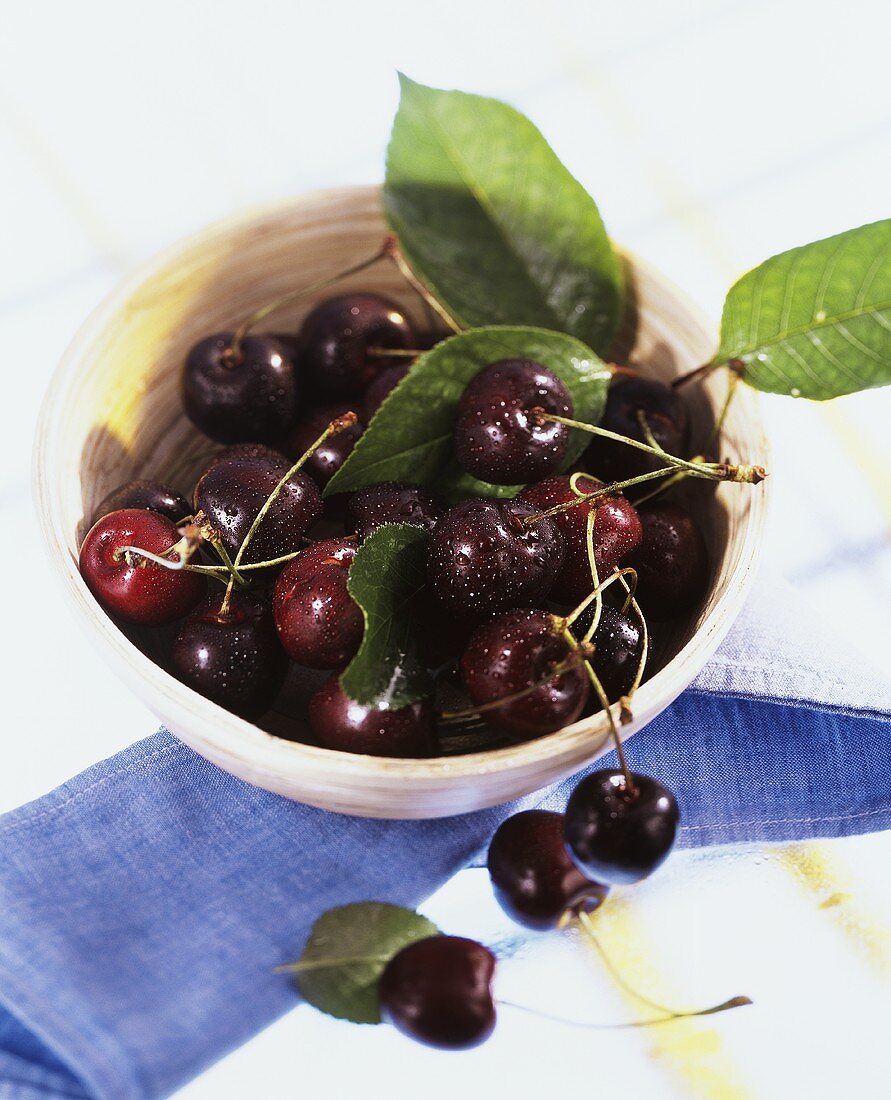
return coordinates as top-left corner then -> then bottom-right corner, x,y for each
32,184 -> 771,795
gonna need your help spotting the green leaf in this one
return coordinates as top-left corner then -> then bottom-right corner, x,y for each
340,523 -> 431,709
384,74 -> 624,353
325,325 -> 610,497
717,219 -> 891,400
290,902 -> 439,1024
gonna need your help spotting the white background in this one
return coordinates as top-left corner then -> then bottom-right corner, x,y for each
2,2 -> 890,1097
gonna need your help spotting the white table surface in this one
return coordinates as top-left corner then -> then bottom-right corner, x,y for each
1,2 -> 889,1097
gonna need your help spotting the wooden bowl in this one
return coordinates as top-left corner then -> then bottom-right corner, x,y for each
33,185 -> 770,819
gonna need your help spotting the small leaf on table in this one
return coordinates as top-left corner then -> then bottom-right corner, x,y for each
384,74 -> 624,353
325,325 -> 610,498
341,523 -> 431,709
717,219 -> 891,399
289,902 -> 440,1024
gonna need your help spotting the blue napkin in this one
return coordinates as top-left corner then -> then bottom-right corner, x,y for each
1,576 -> 889,1099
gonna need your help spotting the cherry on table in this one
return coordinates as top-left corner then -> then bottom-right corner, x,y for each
182,333 -> 299,445
460,609 -> 589,739
288,404 -> 364,488
348,482 -> 444,541
193,447 -> 321,566
92,479 -> 192,527
487,809 -> 608,930
273,537 -> 363,669
363,364 -> 409,421
564,769 -> 679,885
453,359 -> 573,484
584,375 -> 690,486
626,502 -> 708,619
299,293 -> 415,398
427,498 -> 564,625
378,936 -> 497,1050
308,676 -> 434,757
519,475 -> 642,603
79,508 -> 206,625
171,591 -> 287,719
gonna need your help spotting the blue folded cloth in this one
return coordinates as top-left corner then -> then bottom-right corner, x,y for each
1,576 -> 889,1099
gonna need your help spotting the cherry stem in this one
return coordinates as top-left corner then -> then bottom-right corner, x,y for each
117,544 -> 229,584
564,568 -> 639,642
608,364 -> 641,381
383,236 -> 463,334
498,994 -> 751,1031
561,627 -> 636,795
670,360 -> 718,390
227,241 -> 392,360
530,409 -> 765,484
365,346 -> 425,359
522,466 -> 680,527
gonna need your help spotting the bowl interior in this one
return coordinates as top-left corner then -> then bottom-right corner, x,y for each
36,185 -> 769,816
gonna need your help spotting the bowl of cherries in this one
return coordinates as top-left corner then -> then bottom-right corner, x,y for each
34,83 -> 770,819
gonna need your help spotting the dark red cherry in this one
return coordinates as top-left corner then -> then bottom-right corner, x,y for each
626,502 -> 708,619
460,609 -> 588,739
204,443 -> 290,472
348,482 -> 444,542
288,404 -> 364,488
584,376 -> 690,487
565,770 -> 679,885
379,936 -> 496,1050
171,591 -> 287,719
92,480 -> 192,527
79,508 -> 205,625
453,359 -> 573,485
518,475 -> 642,603
427,498 -> 564,625
272,538 -> 362,669
299,293 -> 415,398
182,333 -> 299,445
487,810 -> 609,930
308,676 -> 434,757
363,364 -> 409,421
586,603 -> 644,702
193,447 -> 321,566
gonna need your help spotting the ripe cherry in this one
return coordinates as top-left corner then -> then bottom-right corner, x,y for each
92,479 -> 192,527
348,482 -> 444,541
453,359 -> 573,484
487,810 -> 608,930
584,376 -> 690,486
586,603 -> 643,702
518,475 -> 642,603
171,592 -> 287,719
565,770 -> 679,885
461,609 -> 588,739
379,936 -> 497,1050
626,502 -> 708,619
193,447 -> 321,566
299,293 -> 415,398
79,508 -> 205,625
182,333 -> 299,445
363,364 -> 409,421
427,498 -> 564,624
288,404 -> 364,488
308,676 -> 434,757
273,538 -> 362,669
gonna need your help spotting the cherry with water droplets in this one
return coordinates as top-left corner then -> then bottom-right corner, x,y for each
193,447 -> 321,566
79,508 -> 206,625
308,676 -> 434,757
587,603 -> 644,702
349,482 -> 444,542
171,591 -> 287,719
453,359 -> 573,485
519,475 -> 642,603
427,498 -> 564,625
626,502 -> 708,619
182,333 -> 299,445
565,770 -> 679,885
92,480 -> 192,527
273,538 -> 362,669
288,404 -> 364,488
487,809 -> 609,930
461,609 -> 588,739
299,293 -> 415,398
363,364 -> 409,421
378,936 -> 497,1050
584,375 -> 690,487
